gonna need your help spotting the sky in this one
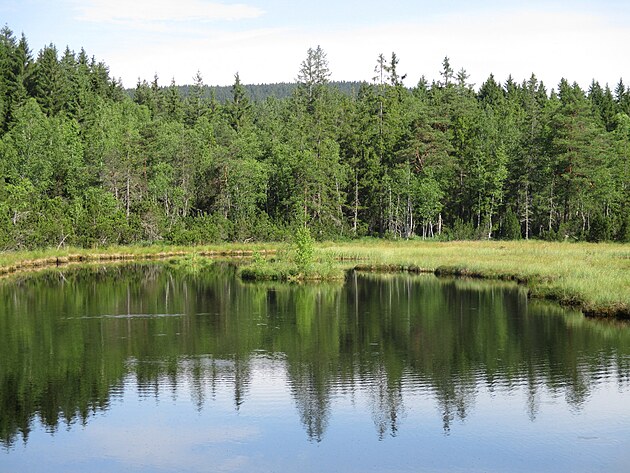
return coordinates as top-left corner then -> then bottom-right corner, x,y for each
1,0 -> 630,90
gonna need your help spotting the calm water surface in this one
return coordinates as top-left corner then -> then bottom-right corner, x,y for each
1,263 -> 629,473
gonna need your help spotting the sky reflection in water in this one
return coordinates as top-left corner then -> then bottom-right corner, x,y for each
1,264 -> 629,472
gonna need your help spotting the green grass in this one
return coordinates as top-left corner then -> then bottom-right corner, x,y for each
1,239 -> 628,317
319,239 -> 630,318
238,248 -> 345,282
0,243 -> 280,275
238,261 -> 345,282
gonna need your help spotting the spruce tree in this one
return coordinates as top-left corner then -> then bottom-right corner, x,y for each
226,72 -> 251,133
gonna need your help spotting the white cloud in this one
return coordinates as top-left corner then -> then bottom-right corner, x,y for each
101,7 -> 630,90
73,0 -> 264,25
86,423 -> 259,471
321,9 -> 630,89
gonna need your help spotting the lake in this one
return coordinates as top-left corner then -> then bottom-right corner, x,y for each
1,262 -> 629,472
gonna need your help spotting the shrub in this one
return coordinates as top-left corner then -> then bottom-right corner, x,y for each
501,209 -> 522,240
294,226 -> 314,272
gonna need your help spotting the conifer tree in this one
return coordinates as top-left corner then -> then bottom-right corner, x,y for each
226,72 -> 251,133
164,78 -> 184,122
32,44 -> 63,116
185,71 -> 210,126
297,45 -> 331,114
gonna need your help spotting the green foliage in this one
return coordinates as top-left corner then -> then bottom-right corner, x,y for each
588,212 -> 611,242
447,218 -> 476,240
501,209 -> 522,240
0,29 -> 628,248
74,188 -> 128,247
294,226 -> 315,272
618,214 -> 630,243
166,214 -> 225,245
168,253 -> 214,274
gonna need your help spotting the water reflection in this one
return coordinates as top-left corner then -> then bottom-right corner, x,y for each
1,262 -> 629,449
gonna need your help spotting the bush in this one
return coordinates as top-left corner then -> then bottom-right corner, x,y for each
616,213 -> 630,243
501,209 -> 522,240
447,218 -> 476,240
294,226 -> 314,272
588,212 -> 611,242
167,214 -> 225,245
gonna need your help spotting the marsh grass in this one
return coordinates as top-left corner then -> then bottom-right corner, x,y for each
0,243 -> 280,275
238,247 -> 345,282
167,253 -> 216,274
320,240 -> 630,317
0,240 -> 628,317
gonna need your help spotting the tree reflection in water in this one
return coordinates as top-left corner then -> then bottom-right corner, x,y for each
1,263 -> 629,447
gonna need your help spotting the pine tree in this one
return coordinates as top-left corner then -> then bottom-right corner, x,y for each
59,46 -> 78,117
0,29 -> 33,131
226,72 -> 251,133
588,80 -> 616,131
614,79 -> 630,114
478,74 -> 504,108
440,56 -> 454,88
32,44 -> 63,116
549,80 -> 613,237
296,45 -> 331,113
185,70 -> 211,126
164,78 -> 184,122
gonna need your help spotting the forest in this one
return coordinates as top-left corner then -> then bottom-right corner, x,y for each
0,26 -> 628,250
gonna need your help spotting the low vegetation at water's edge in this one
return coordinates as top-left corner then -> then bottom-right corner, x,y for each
238,227 -> 345,281
319,240 -> 630,318
0,240 -> 628,318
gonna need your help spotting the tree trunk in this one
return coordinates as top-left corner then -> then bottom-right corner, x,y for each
548,180 -> 554,234
388,185 -> 393,235
477,192 -> 482,228
335,175 -> 343,235
353,174 -> 359,235
487,212 -> 493,239
408,201 -> 413,238
581,209 -> 587,234
126,172 -> 130,219
524,186 -> 530,240
487,196 -> 494,239
396,194 -> 401,237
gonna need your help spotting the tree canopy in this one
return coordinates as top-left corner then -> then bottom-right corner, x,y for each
0,27 -> 628,249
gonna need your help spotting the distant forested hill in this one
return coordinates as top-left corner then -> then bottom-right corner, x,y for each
127,81 -> 366,102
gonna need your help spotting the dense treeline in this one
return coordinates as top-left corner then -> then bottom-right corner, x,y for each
0,27 -> 628,249
170,80 -> 364,103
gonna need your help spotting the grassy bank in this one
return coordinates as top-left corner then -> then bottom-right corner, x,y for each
1,240 -> 628,318
0,243 -> 279,276
238,255 -> 346,282
320,240 -> 630,318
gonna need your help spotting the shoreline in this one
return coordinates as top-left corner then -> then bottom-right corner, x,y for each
1,241 -> 628,319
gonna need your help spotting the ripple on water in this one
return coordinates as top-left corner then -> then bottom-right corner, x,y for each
75,313 -> 186,320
